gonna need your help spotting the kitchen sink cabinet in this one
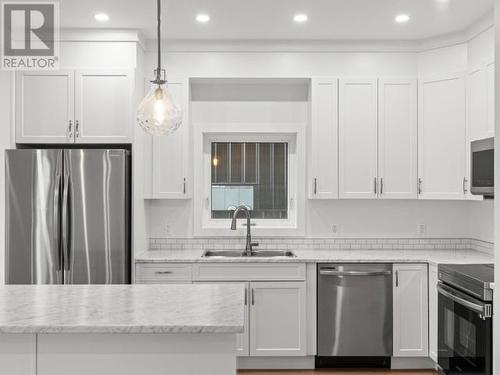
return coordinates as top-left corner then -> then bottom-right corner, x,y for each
249,282 -> 307,356
393,263 -> 429,358
16,70 -> 134,144
308,78 -> 339,199
191,263 -> 307,357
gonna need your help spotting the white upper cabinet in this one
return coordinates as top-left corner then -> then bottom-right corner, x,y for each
16,69 -> 134,144
249,282 -> 306,357
309,78 -> 339,199
16,71 -> 75,144
339,78 -> 378,199
393,263 -> 429,358
74,70 -> 133,143
467,67 -> 487,142
418,74 -> 467,200
378,79 -> 418,199
151,77 -> 190,199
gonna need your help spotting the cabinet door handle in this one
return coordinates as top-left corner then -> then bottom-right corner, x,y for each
380,178 -> 384,195
314,178 -> 317,195
183,178 -> 187,194
67,120 -> 73,139
418,178 -> 423,195
75,120 -> 80,138
155,271 -> 173,275
463,177 -> 468,194
374,177 -> 378,195
244,287 -> 248,306
251,288 -> 255,305
395,270 -> 399,287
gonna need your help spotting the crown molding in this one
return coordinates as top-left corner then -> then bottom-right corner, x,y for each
59,29 -> 147,49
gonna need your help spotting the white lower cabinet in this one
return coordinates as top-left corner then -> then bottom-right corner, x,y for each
393,263 -> 429,357
249,282 -> 307,356
428,264 -> 438,362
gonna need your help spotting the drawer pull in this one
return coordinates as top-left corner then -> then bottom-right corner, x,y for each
155,271 -> 174,275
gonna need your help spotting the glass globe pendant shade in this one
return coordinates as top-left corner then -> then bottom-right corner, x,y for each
137,83 -> 182,136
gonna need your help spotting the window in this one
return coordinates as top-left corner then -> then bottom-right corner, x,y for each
211,142 -> 288,219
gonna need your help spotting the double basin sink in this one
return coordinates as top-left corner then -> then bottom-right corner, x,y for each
202,249 -> 295,258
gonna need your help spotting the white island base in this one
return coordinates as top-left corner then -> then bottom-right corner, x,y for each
1,333 -> 237,375
0,285 -> 244,375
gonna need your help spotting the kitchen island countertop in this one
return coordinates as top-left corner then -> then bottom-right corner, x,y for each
0,284 -> 245,334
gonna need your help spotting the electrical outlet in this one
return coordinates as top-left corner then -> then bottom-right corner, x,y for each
332,224 -> 338,234
165,224 -> 171,234
417,224 -> 426,236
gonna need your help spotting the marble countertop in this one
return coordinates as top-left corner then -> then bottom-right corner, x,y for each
0,284 -> 245,334
135,248 -> 494,266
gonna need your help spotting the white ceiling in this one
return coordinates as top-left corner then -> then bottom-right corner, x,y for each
58,0 -> 493,41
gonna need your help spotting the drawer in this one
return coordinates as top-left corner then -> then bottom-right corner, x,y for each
135,263 -> 193,283
193,263 -> 306,281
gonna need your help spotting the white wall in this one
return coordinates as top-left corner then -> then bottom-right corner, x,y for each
143,37 -> 494,240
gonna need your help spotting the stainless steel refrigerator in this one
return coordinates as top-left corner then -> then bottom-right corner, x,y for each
5,149 -> 130,284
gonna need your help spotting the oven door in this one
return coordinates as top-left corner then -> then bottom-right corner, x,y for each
437,282 -> 492,375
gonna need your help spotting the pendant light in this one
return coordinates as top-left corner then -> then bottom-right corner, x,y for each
137,0 -> 182,136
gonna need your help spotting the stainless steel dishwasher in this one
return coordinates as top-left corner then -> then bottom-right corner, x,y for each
316,264 -> 393,368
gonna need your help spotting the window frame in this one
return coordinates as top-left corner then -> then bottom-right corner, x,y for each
201,133 -> 298,231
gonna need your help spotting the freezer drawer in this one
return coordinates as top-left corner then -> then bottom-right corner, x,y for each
317,263 -> 393,357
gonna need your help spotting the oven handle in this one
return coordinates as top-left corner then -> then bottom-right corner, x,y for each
438,283 -> 491,318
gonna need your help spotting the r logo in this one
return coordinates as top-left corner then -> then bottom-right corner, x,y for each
1,2 -> 59,70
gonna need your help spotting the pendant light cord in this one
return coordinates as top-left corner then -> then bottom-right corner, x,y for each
157,0 -> 161,75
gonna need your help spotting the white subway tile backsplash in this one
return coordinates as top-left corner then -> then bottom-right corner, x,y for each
147,237 -> 494,255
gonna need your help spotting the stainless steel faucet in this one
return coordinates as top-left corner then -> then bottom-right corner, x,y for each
230,205 -> 258,256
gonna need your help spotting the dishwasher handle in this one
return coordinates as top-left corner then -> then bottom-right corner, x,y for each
319,270 -> 392,277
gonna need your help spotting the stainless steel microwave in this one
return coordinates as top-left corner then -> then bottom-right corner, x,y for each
471,137 -> 494,198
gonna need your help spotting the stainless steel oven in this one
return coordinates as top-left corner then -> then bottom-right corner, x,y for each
437,264 -> 494,375
470,138 -> 494,197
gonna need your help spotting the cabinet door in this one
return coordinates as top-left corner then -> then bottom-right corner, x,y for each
378,79 -> 417,199
249,282 -> 306,356
194,281 -> 250,356
393,264 -> 429,357
309,78 -> 338,199
486,61 -> 495,138
152,78 -> 190,199
428,264 -> 438,362
467,67 -> 487,142
16,70 -> 74,144
339,79 -> 378,199
74,70 -> 133,143
418,74 -> 467,200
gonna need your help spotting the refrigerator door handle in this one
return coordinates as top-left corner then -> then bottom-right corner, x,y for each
62,173 -> 71,272
54,174 -> 62,271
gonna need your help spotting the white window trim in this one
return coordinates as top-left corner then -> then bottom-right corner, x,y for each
194,130 -> 305,237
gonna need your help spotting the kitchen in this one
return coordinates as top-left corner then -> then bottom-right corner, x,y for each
0,0 -> 498,374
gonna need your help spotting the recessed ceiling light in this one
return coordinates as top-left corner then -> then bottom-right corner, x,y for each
196,14 -> 210,23
395,14 -> 410,24
293,14 -> 308,23
94,13 -> 110,22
